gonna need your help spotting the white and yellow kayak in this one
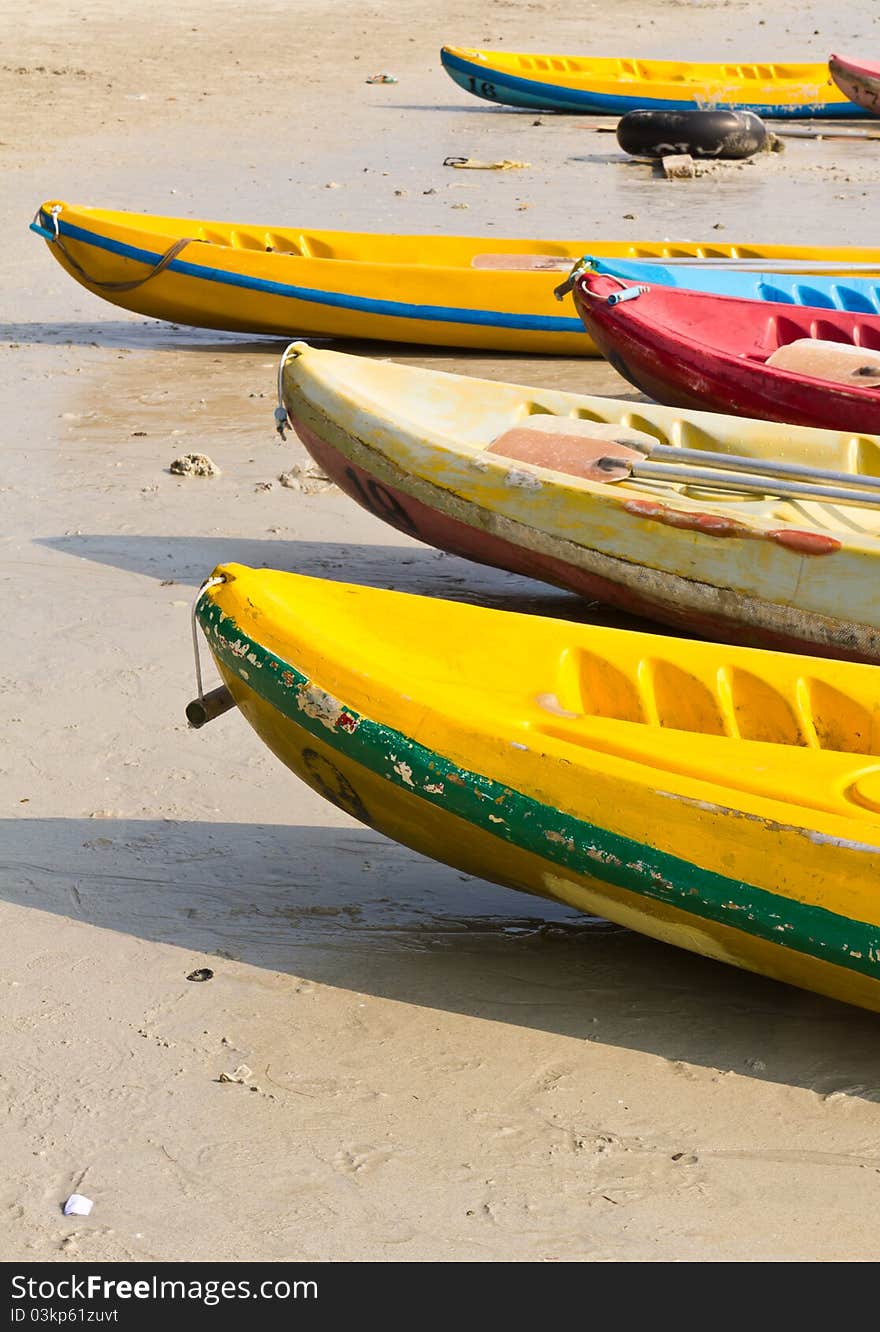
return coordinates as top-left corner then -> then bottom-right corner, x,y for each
280,343 -> 880,661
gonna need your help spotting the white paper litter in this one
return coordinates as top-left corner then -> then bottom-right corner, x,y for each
63,1193 -> 93,1217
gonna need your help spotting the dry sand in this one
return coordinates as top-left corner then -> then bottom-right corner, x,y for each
3,0 -> 880,1264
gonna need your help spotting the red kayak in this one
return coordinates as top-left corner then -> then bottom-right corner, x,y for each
571,271 -> 880,431
829,54 -> 880,115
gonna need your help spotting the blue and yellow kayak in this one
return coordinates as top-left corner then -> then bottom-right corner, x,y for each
31,200 -> 880,354
441,46 -> 871,117
193,566 -> 880,1012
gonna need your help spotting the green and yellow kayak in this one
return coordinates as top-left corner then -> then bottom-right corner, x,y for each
194,566 -> 880,1013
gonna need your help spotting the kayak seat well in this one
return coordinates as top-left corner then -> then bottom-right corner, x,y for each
851,437 -> 880,477
766,338 -> 880,385
544,646 -> 880,753
189,230 -> 334,258
762,313 -> 841,353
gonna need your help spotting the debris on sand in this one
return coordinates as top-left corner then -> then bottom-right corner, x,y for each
217,1063 -> 254,1085
169,453 -> 220,477
62,1194 -> 93,1217
656,154 -> 782,181
443,156 -> 530,170
278,464 -> 335,494
663,153 -> 696,180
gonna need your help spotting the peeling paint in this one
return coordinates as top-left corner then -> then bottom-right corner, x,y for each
504,467 -> 542,490
623,498 -> 757,540
768,529 -> 841,556
655,788 -> 880,853
390,756 -> 416,787
545,828 -> 575,851
295,683 -> 349,732
586,846 -> 622,867
624,499 -> 843,556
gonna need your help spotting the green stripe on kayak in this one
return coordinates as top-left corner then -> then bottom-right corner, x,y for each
198,596 -> 880,982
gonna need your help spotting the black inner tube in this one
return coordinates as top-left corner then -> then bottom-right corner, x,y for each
616,109 -> 768,159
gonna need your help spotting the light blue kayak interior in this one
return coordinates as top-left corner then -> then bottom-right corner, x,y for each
583,255 -> 880,314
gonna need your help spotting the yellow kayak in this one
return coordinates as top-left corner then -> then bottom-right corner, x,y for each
31,200 -> 880,354
440,46 -> 870,117
192,567 -> 880,1012
280,342 -> 880,661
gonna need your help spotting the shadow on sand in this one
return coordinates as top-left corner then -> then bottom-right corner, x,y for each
4,815 -> 878,1100
37,532 -> 685,633
0,319 -> 292,352
26,538 -> 855,1093
3,320 -> 622,372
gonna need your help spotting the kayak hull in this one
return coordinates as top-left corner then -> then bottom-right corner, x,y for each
280,343 -> 880,662
829,53 -> 880,115
194,567 -> 880,1013
572,273 -> 880,433
34,201 -> 880,353
441,46 -> 871,118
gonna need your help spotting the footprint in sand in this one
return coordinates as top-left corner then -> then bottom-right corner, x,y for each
334,1145 -> 397,1176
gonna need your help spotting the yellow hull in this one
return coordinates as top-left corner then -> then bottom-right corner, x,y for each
195,566 -> 880,1012
33,200 -> 880,354
441,46 -> 867,117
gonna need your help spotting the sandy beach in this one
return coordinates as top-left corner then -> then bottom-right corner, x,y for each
4,0 -> 880,1263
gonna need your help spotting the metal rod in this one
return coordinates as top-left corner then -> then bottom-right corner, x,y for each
648,443 -> 880,492
186,685 -> 236,729
628,459 -> 880,508
769,125 -> 880,140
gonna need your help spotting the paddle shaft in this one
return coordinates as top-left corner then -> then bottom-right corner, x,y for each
642,442 -> 880,493
623,458 -> 880,507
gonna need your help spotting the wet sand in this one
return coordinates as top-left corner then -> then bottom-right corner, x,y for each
3,0 -> 880,1263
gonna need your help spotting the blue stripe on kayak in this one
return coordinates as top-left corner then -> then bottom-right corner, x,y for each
586,255 -> 880,314
441,48 -> 870,118
35,215 -> 587,335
